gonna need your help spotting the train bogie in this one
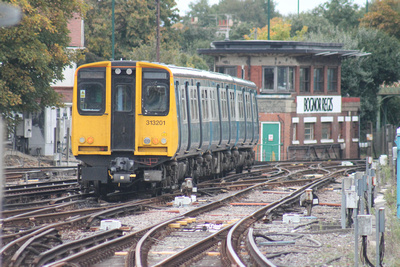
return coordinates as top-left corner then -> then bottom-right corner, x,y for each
72,61 -> 259,195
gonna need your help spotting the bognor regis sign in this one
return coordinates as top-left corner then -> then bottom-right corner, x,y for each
296,96 -> 341,114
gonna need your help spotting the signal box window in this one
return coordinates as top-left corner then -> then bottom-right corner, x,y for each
300,67 -> 310,92
78,83 -> 105,113
304,123 -> 314,140
142,70 -> 169,116
262,66 -> 294,92
263,67 -> 274,91
328,68 -> 338,92
321,122 -> 332,139
292,123 -> 298,141
278,67 -> 294,91
313,68 -> 324,92
217,66 -> 237,77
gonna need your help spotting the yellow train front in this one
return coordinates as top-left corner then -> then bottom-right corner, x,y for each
72,60 -> 259,195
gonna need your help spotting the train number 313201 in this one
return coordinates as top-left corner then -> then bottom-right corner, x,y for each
146,120 -> 166,126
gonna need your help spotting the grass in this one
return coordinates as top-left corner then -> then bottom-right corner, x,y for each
379,164 -> 400,266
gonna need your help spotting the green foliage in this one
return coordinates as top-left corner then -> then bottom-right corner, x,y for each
360,0 -> 400,39
313,0 -> 364,29
302,25 -> 400,130
244,17 -> 308,41
186,0 -> 218,28
127,35 -> 208,70
288,13 -> 334,36
216,0 -> 279,28
0,0 -> 86,122
84,0 -> 180,60
177,22 -> 220,55
379,166 -> 400,265
229,22 -> 254,40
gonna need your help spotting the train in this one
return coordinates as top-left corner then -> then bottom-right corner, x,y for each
71,60 -> 259,195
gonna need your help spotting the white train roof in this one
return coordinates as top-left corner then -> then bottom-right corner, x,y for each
166,64 -> 256,88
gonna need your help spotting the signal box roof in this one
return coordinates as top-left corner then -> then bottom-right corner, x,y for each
198,40 -> 370,58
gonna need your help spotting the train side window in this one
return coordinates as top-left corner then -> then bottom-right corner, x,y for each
229,91 -> 236,119
221,89 -> 228,120
78,83 -> 105,113
238,91 -> 244,120
244,93 -> 249,120
210,88 -> 217,120
252,93 -> 258,123
189,87 -> 199,122
142,70 -> 169,116
181,86 -> 187,122
201,88 -> 209,120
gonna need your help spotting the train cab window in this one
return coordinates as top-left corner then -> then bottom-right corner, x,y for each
78,83 -> 105,113
77,67 -> 106,115
142,70 -> 169,116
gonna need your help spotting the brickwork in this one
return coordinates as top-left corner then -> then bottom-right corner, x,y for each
250,65 -> 262,92
54,87 -> 73,102
67,13 -> 83,47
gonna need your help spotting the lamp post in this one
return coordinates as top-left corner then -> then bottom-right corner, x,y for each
156,0 -> 160,62
267,0 -> 270,40
112,0 -> 115,60
298,0 -> 300,15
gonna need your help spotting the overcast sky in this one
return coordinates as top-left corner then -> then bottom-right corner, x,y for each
176,0 -> 368,16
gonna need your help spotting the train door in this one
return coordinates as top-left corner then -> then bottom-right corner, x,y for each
111,71 -> 135,151
260,122 -> 280,161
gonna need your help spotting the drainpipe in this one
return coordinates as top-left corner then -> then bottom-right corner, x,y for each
396,127 -> 400,218
278,115 -> 284,160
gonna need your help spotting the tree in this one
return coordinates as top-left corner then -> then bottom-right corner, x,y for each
127,35 -> 209,70
84,0 -> 180,61
341,29 -> 400,128
0,0 -> 86,122
314,0 -> 364,29
216,0 -> 279,28
289,13 -> 335,37
302,25 -> 400,131
244,17 -> 308,41
359,0 -> 400,39
186,0 -> 218,28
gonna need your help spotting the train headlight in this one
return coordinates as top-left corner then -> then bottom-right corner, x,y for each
161,138 -> 167,145
79,137 -> 85,144
152,138 -> 159,145
87,136 -> 94,144
126,68 -> 133,75
115,68 -> 121,75
143,137 -> 151,145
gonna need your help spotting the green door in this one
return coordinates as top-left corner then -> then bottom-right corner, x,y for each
261,122 -> 280,161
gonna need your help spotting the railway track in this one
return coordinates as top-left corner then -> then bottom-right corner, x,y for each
1,160 -> 363,266
4,166 -> 77,183
131,168 -> 347,266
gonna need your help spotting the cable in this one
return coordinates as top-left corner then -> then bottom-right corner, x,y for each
379,233 -> 385,266
360,236 -> 375,267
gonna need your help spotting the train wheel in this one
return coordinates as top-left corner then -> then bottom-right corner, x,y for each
235,166 -> 243,174
93,181 -> 101,196
151,182 -> 162,197
81,181 -> 90,194
93,181 -> 109,197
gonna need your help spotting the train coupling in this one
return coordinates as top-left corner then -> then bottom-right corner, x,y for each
110,157 -> 135,183
113,173 -> 136,183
